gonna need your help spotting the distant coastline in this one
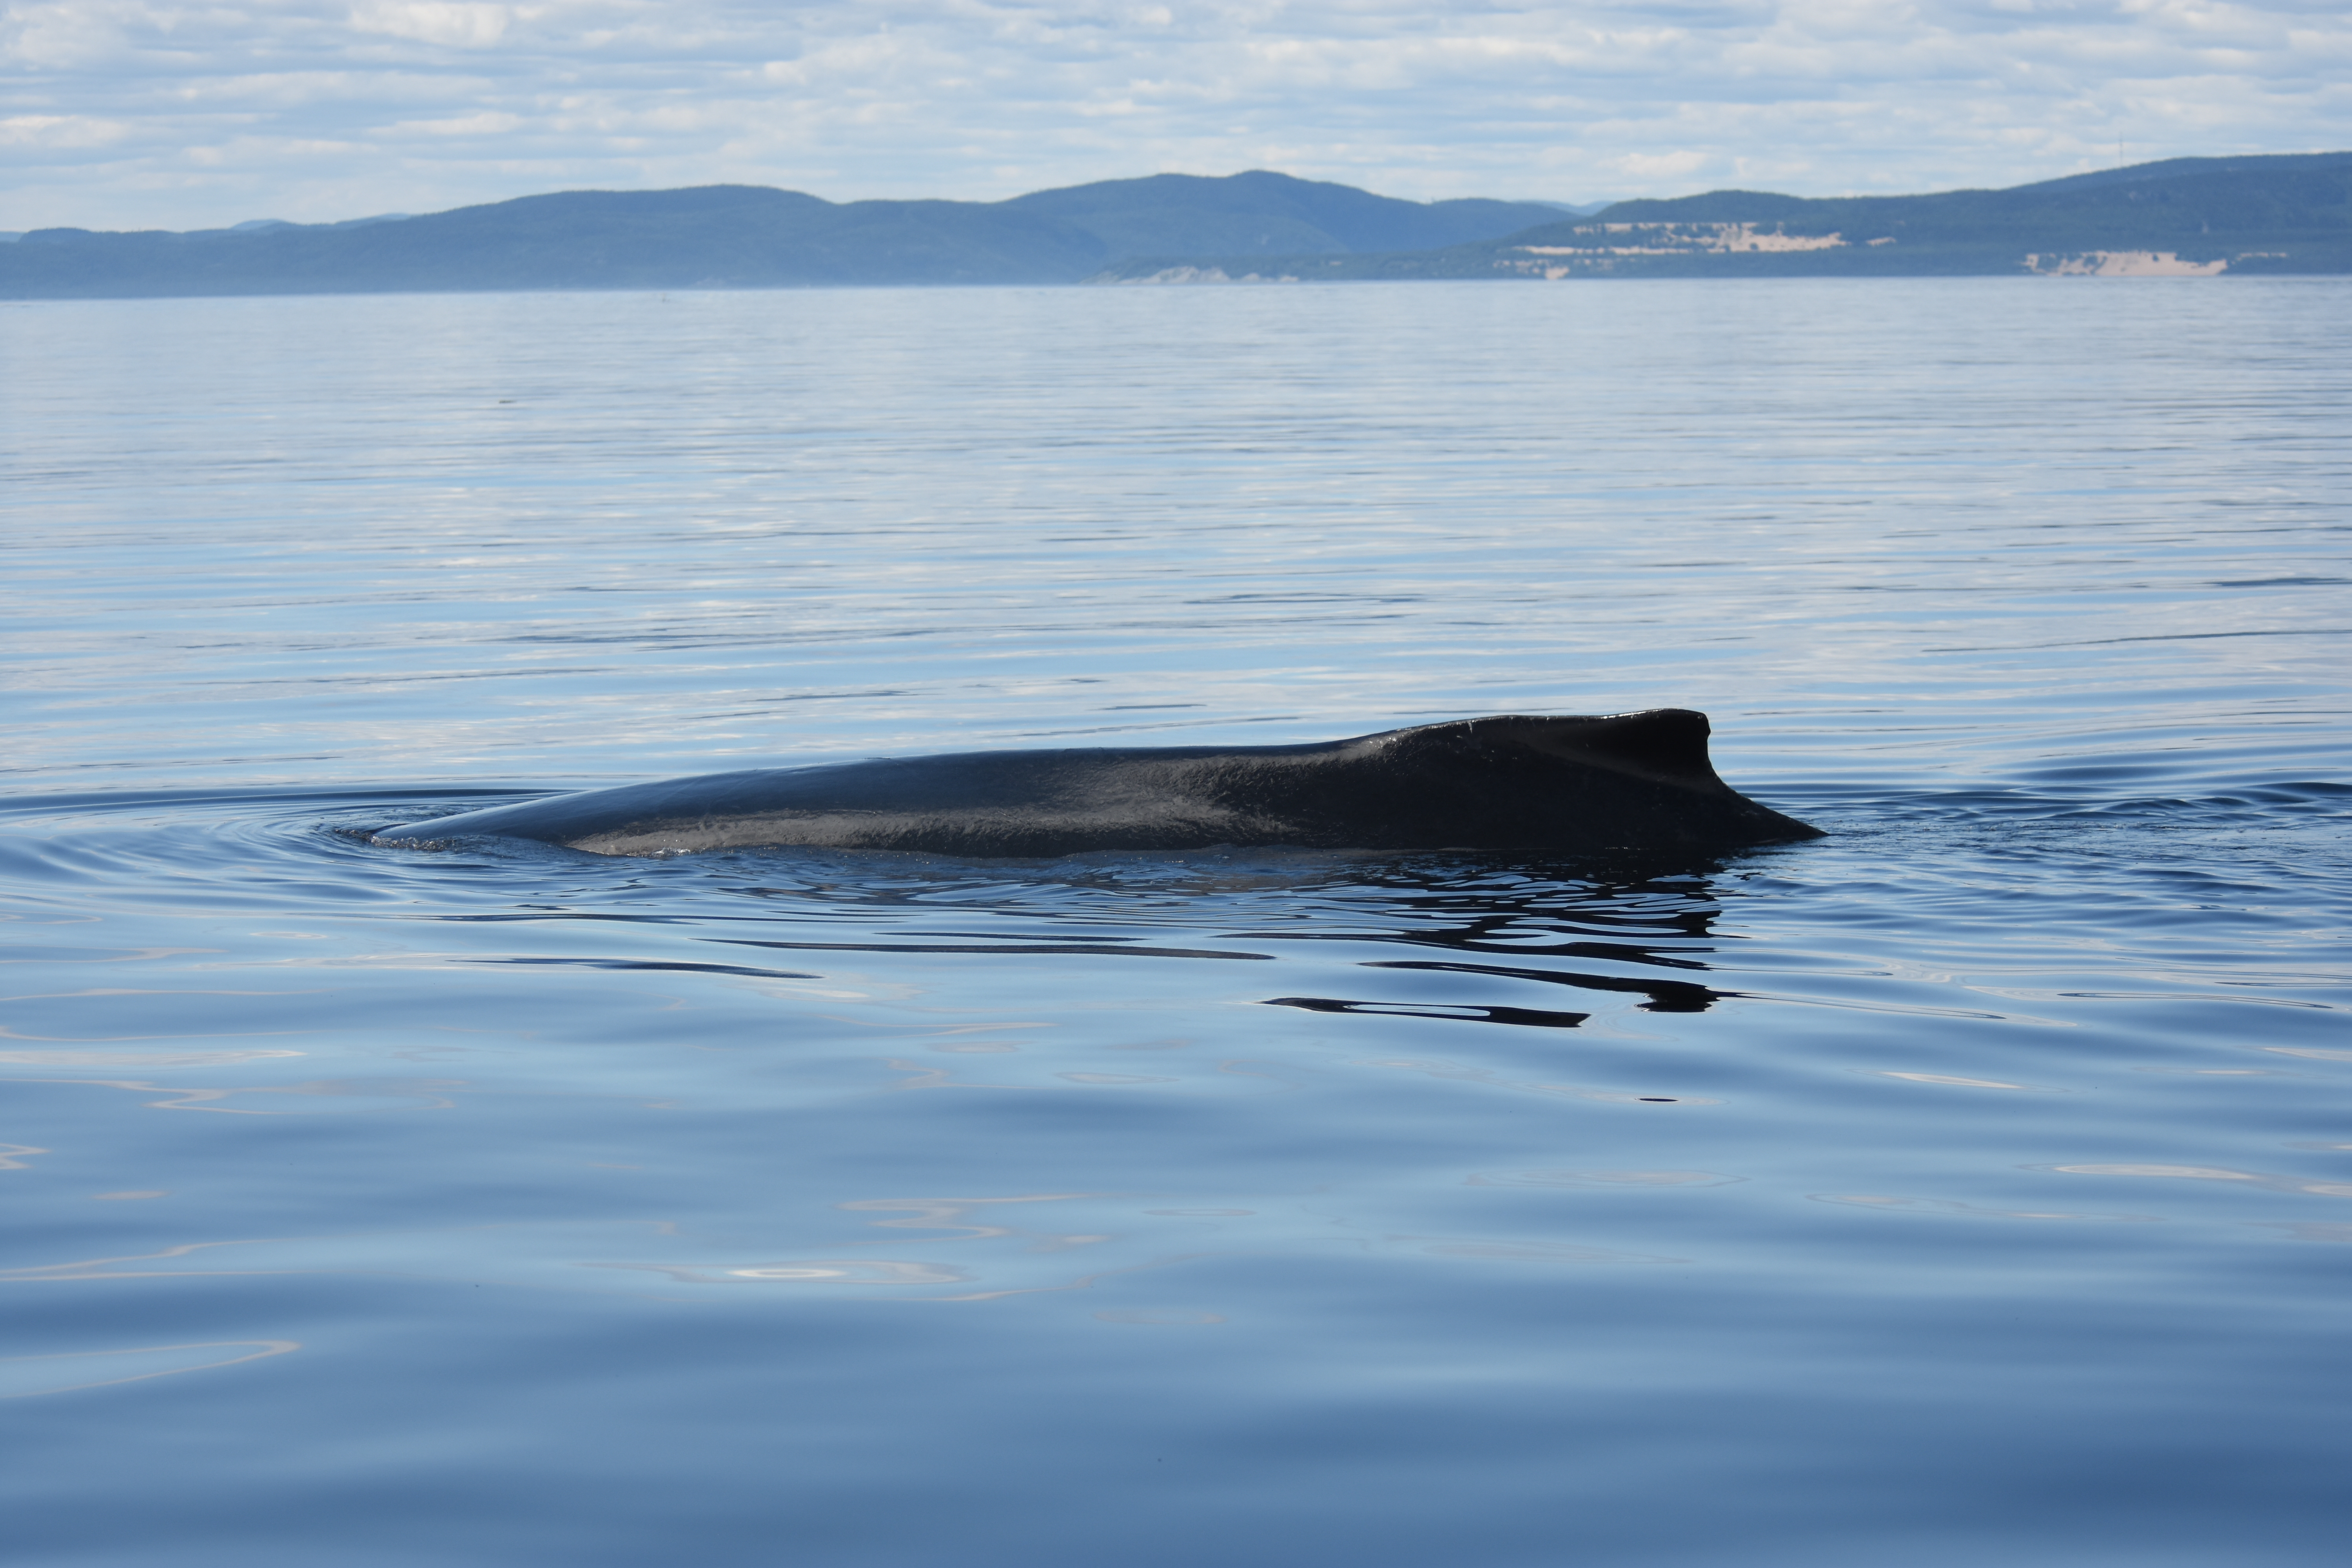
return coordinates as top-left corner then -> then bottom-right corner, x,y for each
5,155 -> 2345,301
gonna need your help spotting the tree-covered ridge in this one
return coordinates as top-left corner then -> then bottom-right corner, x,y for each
7,156 -> 2346,298
1094,153 -> 2352,281
0,172 -> 1566,299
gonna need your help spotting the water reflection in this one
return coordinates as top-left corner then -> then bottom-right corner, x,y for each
1363,959 -> 1723,1011
0,1341 -> 299,1401
1468,1170 -> 1744,1188
1264,997 -> 1592,1028
1356,1059 -> 1719,1105
6,281 -> 2351,1561
1813,1196 -> 2160,1222
2257,1223 -> 2352,1244
0,1049 -> 305,1067
1873,1071 -> 2046,1091
709,936 -> 1275,961
0,1073 -> 464,1114
347,840 -> 1750,1048
2043,1164 -> 2352,1197
838,1195 -> 1106,1239
595,1259 -> 969,1287
1394,1238 -> 1683,1265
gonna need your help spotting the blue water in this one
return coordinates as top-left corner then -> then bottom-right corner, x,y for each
3,280 -> 2348,1566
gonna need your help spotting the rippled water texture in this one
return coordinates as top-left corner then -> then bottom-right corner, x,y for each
3,281 -> 2349,1566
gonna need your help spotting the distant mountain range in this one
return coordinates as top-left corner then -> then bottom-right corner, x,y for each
0,172 -> 1567,298
1097,154 -> 2352,282
4,156 -> 2346,299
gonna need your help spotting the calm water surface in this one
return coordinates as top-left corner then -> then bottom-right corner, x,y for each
2,280 -> 2348,1566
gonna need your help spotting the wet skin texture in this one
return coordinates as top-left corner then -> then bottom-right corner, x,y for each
378,709 -> 1824,859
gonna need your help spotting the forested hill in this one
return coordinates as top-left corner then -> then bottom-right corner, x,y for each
0,172 -> 1568,299
1094,152 -> 2352,281
10,155 -> 2346,298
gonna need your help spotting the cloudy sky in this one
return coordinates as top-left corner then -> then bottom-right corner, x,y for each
4,0 -> 2347,230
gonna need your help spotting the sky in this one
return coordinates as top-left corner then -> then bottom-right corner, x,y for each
4,0 -> 2348,231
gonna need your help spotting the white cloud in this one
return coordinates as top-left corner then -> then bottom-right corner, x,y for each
1,113 -> 136,147
0,0 -> 2344,229
348,4 -> 524,49
1616,148 -> 1713,178
388,109 -> 526,134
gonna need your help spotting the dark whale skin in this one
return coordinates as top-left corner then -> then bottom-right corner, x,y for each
375,709 -> 1822,858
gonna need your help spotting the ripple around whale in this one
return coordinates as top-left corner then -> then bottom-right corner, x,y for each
372,709 -> 1823,860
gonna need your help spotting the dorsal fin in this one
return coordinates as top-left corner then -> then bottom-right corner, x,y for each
1490,709 -> 1733,795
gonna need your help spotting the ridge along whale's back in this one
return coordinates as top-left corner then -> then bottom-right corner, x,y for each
374,710 -> 1824,859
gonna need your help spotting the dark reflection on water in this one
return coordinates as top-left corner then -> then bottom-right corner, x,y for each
471,955 -> 827,979
1264,996 -> 1596,1027
1367,960 -> 1725,1010
711,936 -> 1278,959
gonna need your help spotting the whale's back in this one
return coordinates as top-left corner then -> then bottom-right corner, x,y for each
376,710 -> 1820,857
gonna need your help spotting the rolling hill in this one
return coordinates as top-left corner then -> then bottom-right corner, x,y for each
8,155 -> 2346,298
0,173 -> 1566,299
1093,153 -> 2352,282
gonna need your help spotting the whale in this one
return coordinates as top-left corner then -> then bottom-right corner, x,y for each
373,709 -> 1821,859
